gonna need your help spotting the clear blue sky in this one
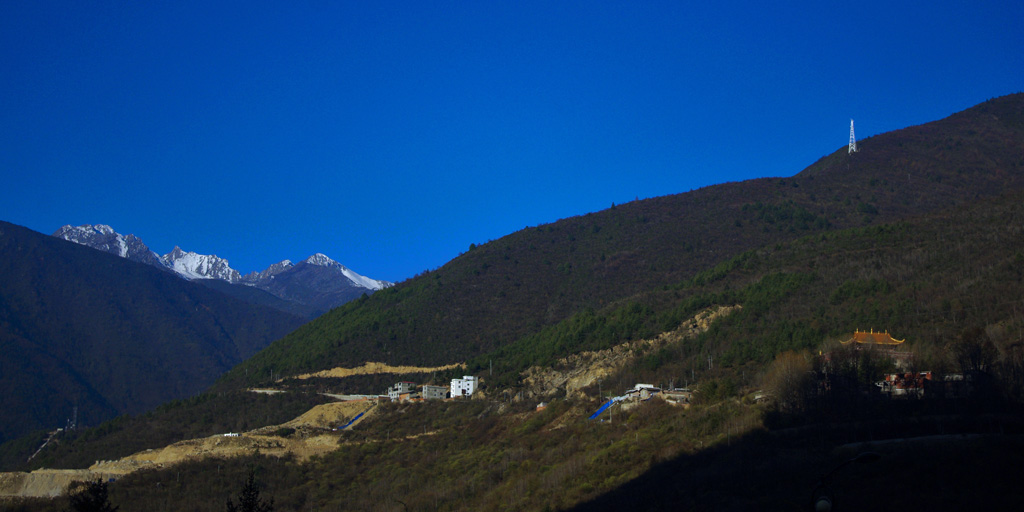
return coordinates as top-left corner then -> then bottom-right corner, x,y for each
2,1 -> 1021,283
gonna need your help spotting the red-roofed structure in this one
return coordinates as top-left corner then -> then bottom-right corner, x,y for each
842,329 -> 906,346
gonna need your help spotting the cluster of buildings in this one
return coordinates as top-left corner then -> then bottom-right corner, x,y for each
385,375 -> 478,402
877,371 -> 932,397
623,383 -> 694,405
832,330 -> 975,399
589,383 -> 693,420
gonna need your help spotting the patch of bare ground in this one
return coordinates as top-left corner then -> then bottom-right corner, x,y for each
520,305 -> 740,400
291,361 -> 463,380
0,400 -> 377,499
0,469 -> 123,500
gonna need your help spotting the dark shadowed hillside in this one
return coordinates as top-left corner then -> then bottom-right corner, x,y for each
0,222 -> 306,444
246,260 -> 375,317
194,278 -> 322,319
220,93 -> 1024,388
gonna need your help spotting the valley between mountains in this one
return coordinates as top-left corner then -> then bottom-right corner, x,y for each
4,94 -> 1024,510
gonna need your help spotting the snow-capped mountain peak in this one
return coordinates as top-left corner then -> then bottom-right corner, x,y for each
304,253 -> 339,268
161,246 -> 242,283
53,223 -> 392,316
53,224 -> 163,266
297,253 -> 390,291
240,259 -> 294,283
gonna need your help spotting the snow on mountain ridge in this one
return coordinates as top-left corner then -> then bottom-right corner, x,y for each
53,224 -> 163,265
55,224 -> 115,243
300,253 -> 391,290
340,266 -> 391,291
53,224 -> 392,308
241,260 -> 294,283
161,246 -> 242,283
304,253 -> 338,267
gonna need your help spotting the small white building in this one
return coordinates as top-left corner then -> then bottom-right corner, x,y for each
388,381 -> 415,402
625,383 -> 660,400
450,375 -> 478,398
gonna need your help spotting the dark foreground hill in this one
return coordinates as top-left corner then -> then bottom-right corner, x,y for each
220,93 -> 1024,389
0,221 -> 306,444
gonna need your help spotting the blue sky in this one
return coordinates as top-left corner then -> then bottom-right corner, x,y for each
2,1 -> 1021,283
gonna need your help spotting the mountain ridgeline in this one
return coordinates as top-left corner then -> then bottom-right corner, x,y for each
220,93 -> 1024,390
53,225 -> 392,319
0,223 -> 307,444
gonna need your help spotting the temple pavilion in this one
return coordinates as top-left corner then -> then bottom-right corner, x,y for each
841,329 -> 912,367
841,329 -> 906,346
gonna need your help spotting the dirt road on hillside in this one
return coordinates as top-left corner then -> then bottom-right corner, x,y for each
292,361 -> 463,380
0,400 -> 376,500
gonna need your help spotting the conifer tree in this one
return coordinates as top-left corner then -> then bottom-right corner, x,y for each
226,469 -> 274,512
65,479 -> 118,512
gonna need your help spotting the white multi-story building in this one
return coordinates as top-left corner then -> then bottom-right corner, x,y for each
421,384 -> 449,400
388,381 -> 415,402
450,375 -> 478,398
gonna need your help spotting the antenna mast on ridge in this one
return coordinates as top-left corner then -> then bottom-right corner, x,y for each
848,119 -> 858,154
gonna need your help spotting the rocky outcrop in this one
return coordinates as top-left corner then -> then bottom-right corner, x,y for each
520,305 -> 740,400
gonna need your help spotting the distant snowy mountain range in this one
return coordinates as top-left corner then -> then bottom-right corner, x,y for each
53,224 -> 392,317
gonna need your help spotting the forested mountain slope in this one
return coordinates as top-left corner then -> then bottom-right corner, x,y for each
221,93 -> 1024,388
7,95 -> 1024,511
11,179 -> 1024,511
0,222 -> 306,444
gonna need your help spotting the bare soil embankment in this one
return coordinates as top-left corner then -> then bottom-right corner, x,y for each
291,361 -> 463,380
0,469 -> 121,499
521,305 -> 740,399
0,400 -> 375,500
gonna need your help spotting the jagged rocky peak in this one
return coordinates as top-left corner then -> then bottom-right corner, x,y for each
55,223 -> 114,236
53,224 -> 163,266
297,252 -> 392,291
51,223 -> 392,313
243,253 -> 392,297
304,253 -> 341,268
241,260 -> 294,283
161,246 -> 242,283
55,224 -> 124,250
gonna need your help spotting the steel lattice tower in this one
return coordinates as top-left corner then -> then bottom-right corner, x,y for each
848,119 -> 857,154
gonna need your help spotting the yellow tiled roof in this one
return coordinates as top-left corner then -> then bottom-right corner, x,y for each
842,329 -> 905,345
